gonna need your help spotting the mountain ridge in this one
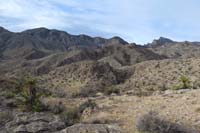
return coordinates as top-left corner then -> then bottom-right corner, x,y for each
1,26 -> 200,91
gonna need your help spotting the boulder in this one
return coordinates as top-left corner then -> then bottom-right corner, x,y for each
5,112 -> 65,133
59,124 -> 121,133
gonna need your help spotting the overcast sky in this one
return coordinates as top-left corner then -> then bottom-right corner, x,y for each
0,0 -> 200,44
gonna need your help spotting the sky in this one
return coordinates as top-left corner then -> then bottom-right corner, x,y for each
0,0 -> 200,44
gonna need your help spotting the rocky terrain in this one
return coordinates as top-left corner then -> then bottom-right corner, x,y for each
1,27 -> 200,133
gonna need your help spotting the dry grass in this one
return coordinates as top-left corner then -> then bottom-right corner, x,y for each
78,89 -> 200,132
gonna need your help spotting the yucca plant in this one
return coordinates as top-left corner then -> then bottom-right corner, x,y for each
16,75 -> 44,112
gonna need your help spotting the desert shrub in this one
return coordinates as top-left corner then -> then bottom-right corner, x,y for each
47,101 -> 65,114
60,107 -> 80,126
60,99 -> 97,126
79,99 -> 97,113
180,76 -> 191,89
173,75 -> 191,90
103,86 -> 120,95
136,111 -> 197,133
15,76 -> 46,112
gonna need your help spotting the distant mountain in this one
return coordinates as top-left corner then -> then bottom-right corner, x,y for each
0,27 -> 165,77
0,27 -> 128,59
146,37 -> 200,58
147,37 -> 175,47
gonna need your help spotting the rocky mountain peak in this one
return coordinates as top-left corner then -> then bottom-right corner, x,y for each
108,36 -> 128,45
153,37 -> 174,45
0,26 -> 10,33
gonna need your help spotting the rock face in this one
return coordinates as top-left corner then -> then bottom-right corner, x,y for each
60,124 -> 122,133
2,112 -> 122,133
5,112 -> 65,133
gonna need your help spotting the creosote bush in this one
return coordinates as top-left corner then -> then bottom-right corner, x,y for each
136,111 -> 197,133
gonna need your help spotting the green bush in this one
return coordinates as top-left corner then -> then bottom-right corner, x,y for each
173,75 -> 191,90
180,76 -> 191,89
15,76 -> 46,112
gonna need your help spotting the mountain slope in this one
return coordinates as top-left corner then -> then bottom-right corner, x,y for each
120,58 -> 200,95
146,37 -> 200,58
0,27 -> 128,59
0,27 -> 165,77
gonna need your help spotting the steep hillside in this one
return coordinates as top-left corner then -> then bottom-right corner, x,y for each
98,44 -> 166,68
38,60 -> 123,97
121,58 -> 200,95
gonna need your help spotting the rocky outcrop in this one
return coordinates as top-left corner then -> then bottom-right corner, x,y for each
60,124 -> 122,133
3,112 -> 122,133
5,112 -> 65,133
